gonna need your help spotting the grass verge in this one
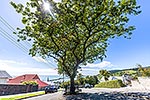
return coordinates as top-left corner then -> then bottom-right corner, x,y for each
0,91 -> 45,100
95,79 -> 125,88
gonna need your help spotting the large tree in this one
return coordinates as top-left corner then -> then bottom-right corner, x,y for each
11,0 -> 140,94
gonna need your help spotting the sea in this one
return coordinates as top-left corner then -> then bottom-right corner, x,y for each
39,75 -> 69,82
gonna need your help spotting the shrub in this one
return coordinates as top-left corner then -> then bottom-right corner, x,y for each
94,79 -> 125,88
60,81 -> 70,88
60,80 -> 79,88
132,75 -> 138,80
22,81 -> 38,85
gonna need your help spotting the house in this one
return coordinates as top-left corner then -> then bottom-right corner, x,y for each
0,70 -> 12,83
7,74 -> 48,89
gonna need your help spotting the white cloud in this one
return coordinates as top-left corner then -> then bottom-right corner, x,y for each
0,59 -> 58,76
0,63 -> 58,76
32,57 -> 57,68
0,59 -> 27,65
32,56 -> 48,64
16,67 -> 58,76
0,59 -> 114,76
84,61 -> 113,68
80,61 -> 114,75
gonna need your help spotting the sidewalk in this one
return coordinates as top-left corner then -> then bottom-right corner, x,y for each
0,91 -> 45,100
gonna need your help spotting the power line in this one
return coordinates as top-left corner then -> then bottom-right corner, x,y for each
0,15 -> 57,68
0,27 -> 57,69
0,16 -> 32,48
0,30 -> 27,53
0,26 -> 29,52
45,58 -> 57,68
0,27 -> 28,53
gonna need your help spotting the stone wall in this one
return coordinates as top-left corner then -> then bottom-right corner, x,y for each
0,84 -> 38,96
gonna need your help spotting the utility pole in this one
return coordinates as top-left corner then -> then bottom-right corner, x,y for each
63,67 -> 64,89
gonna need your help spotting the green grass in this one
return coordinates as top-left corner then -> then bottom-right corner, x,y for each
95,79 -> 125,88
112,70 -> 137,76
0,91 -> 45,100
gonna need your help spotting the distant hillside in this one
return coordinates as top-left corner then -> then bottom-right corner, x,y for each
109,66 -> 150,76
109,68 -> 138,74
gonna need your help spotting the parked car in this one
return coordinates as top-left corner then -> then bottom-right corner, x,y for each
84,84 -> 92,88
44,85 -> 58,94
122,74 -> 132,86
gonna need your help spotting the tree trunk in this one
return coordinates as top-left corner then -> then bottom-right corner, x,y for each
70,76 -> 75,94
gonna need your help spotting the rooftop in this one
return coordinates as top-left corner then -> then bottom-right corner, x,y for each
0,70 -> 12,78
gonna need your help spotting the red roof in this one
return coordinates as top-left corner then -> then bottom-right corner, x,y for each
35,79 -> 49,88
7,74 -> 48,88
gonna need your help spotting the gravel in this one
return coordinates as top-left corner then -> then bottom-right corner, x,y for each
65,92 -> 150,100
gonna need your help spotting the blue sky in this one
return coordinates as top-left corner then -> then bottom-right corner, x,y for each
0,0 -> 150,76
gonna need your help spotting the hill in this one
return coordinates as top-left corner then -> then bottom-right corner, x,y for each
109,66 -> 150,76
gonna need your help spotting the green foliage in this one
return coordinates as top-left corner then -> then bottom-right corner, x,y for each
60,81 -> 70,88
98,70 -> 111,81
60,75 -> 99,87
77,73 -> 85,85
1,91 -> 45,100
137,64 -> 150,77
109,64 -> 150,77
84,75 -> 99,86
10,0 -> 140,94
112,71 -> 125,76
113,70 -> 137,76
132,74 -> 138,80
95,79 -> 125,88
22,81 -> 38,85
60,80 -> 79,88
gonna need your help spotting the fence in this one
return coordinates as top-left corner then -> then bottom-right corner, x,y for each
0,84 -> 38,96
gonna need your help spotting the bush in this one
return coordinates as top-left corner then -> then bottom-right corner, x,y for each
94,79 -> 125,88
22,81 -> 38,85
60,80 -> 80,88
132,75 -> 138,80
60,81 -> 70,88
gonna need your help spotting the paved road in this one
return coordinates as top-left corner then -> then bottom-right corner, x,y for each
22,88 -> 150,100
22,91 -> 65,100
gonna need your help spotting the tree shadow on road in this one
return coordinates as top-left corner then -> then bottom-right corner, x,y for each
65,92 -> 150,100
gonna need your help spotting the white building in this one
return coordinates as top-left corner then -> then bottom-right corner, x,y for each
0,70 -> 12,83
